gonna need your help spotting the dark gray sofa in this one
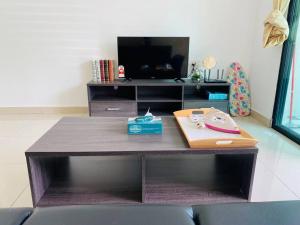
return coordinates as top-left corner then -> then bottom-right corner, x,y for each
0,208 -> 32,225
193,201 -> 300,225
1,201 -> 299,225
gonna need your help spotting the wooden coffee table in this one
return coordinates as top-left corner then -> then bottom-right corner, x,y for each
26,117 -> 258,207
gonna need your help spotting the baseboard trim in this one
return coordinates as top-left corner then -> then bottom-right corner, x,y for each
0,107 -> 88,114
0,107 -> 273,126
251,110 -> 272,127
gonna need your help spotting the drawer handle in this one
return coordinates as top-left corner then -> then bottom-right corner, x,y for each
216,140 -> 233,145
106,107 -> 121,111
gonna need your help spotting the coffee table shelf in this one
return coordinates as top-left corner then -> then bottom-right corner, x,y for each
26,117 -> 258,207
144,183 -> 246,204
38,184 -> 141,206
144,154 -> 250,204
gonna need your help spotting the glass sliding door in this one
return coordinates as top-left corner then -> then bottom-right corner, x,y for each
273,0 -> 300,144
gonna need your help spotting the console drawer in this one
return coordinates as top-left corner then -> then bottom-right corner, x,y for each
90,102 -> 137,117
184,101 -> 228,113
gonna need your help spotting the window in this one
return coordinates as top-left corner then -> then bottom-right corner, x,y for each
273,0 -> 300,144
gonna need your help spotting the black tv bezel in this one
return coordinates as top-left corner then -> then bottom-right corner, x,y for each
117,36 -> 190,80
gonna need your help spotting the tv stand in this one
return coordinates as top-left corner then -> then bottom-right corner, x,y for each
122,77 -> 132,82
174,78 -> 185,83
87,79 -> 230,116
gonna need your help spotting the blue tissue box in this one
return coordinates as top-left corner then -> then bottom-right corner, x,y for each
128,117 -> 163,135
207,92 -> 228,100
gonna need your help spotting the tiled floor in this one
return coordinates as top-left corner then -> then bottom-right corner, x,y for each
0,113 -> 299,208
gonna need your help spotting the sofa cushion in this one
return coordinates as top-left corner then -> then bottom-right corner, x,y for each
23,204 -> 194,225
0,208 -> 32,225
193,201 -> 300,225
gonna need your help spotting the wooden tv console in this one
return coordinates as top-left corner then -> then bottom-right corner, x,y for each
87,79 -> 230,117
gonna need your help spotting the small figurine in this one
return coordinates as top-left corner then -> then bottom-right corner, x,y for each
118,65 -> 125,78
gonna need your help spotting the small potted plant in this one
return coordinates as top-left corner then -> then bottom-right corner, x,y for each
190,62 -> 203,82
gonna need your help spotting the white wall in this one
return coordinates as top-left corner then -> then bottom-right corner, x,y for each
249,0 -> 283,120
0,0 -> 257,107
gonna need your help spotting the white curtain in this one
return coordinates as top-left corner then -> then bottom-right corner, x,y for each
263,0 -> 290,48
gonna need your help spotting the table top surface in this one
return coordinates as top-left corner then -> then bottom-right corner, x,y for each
26,117 -> 258,156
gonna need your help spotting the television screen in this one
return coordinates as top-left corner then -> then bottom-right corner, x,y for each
117,37 -> 189,79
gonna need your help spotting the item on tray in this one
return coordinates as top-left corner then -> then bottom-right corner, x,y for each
203,109 -> 240,134
189,110 -> 205,128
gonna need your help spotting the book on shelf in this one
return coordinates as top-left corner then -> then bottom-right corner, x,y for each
109,60 -> 114,81
100,60 -> 105,81
105,60 -> 109,81
92,59 -> 115,82
92,61 -> 97,82
96,60 -> 101,82
103,60 -> 107,81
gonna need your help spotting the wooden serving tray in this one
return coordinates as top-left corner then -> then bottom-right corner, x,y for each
173,109 -> 257,149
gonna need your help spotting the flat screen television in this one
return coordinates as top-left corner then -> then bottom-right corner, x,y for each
117,37 -> 189,79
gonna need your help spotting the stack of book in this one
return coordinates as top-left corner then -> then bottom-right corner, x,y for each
92,60 -> 115,82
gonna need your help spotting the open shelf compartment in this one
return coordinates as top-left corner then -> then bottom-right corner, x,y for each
89,86 -> 136,101
29,155 -> 142,206
144,154 -> 253,204
137,102 -> 182,116
27,152 -> 255,206
184,85 -> 229,101
137,86 -> 183,101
